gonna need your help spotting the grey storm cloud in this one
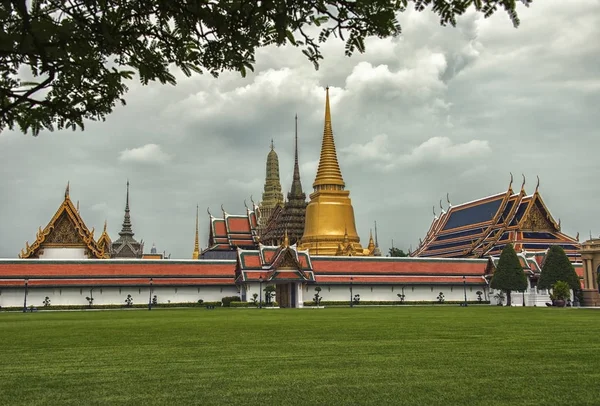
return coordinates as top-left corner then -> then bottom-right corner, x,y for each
1,0 -> 598,258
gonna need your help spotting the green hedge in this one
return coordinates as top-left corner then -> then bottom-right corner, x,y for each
302,300 -> 490,306
230,301 -> 280,308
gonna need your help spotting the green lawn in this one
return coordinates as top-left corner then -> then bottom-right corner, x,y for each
1,307 -> 599,405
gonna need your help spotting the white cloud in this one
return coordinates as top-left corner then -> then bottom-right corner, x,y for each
118,144 -> 172,165
342,135 -> 491,172
400,136 -> 491,166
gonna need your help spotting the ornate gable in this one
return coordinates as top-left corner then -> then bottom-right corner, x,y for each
520,196 -> 556,232
20,184 -> 105,259
273,248 -> 300,269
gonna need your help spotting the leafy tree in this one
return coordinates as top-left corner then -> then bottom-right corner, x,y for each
538,246 -> 580,292
1,0 -> 532,135
490,244 -> 527,306
388,247 -> 408,257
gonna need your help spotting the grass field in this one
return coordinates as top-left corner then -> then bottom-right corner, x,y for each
1,307 -> 599,405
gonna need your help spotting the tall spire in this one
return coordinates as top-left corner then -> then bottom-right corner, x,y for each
119,180 -> 134,237
193,204 -> 200,259
65,181 -> 70,199
290,113 -> 304,197
374,221 -> 379,247
313,87 -> 345,191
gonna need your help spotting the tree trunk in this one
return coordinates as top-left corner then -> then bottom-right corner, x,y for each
506,290 -> 512,306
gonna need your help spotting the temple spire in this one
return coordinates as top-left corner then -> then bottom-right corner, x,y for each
313,87 -> 345,191
374,221 -> 379,247
290,113 -> 304,197
193,204 -> 200,259
65,181 -> 70,199
119,180 -> 134,237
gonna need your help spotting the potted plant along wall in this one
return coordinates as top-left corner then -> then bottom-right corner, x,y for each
550,281 -> 570,307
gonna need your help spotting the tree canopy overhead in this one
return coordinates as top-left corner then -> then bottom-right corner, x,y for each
0,0 -> 533,135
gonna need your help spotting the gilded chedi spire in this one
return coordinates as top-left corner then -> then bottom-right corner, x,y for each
313,87 -> 345,191
193,204 -> 200,259
300,87 -> 369,256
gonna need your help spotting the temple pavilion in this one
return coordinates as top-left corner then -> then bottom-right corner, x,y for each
411,175 -> 581,263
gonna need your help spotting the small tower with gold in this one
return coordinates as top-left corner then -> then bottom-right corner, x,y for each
300,88 -> 369,256
258,140 -> 284,234
192,204 -> 200,259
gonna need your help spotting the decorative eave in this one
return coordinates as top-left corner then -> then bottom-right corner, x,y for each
20,185 -> 104,259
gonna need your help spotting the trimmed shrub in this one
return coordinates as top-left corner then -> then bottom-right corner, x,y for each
490,243 -> 527,306
221,296 -> 241,307
539,246 -> 580,291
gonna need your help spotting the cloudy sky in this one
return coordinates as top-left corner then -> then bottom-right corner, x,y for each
1,1 -> 598,259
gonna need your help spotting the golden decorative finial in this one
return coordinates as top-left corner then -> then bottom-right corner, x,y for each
446,193 -> 451,206
535,175 -> 540,193
193,204 -> 200,259
207,207 -> 212,217
282,228 -> 290,247
313,87 -> 345,191
439,199 -> 444,212
65,181 -> 70,199
103,219 -> 107,233
343,224 -> 349,244
521,174 -> 526,192
509,172 -> 513,190
270,139 -> 274,151
557,218 -> 561,230
367,229 -> 375,251
576,232 -> 579,241
76,200 -> 80,213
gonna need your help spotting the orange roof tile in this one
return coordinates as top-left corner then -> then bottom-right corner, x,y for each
311,257 -> 487,276
316,276 -> 484,284
0,277 -> 234,287
0,260 -> 236,278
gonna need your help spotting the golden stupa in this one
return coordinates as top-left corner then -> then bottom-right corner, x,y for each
299,88 -> 372,256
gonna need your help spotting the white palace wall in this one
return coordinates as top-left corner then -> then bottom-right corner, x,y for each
0,282 -> 490,308
303,284 -> 488,303
0,286 -> 240,308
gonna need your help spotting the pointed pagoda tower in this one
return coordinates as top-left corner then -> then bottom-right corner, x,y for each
258,140 -> 284,234
111,180 -> 144,258
262,114 -> 308,245
300,88 -> 367,256
192,204 -> 200,259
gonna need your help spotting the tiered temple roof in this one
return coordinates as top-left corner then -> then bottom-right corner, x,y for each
111,181 -> 144,258
235,236 -> 316,284
411,175 -> 581,262
261,115 -> 307,246
200,203 -> 260,259
19,183 -> 107,259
